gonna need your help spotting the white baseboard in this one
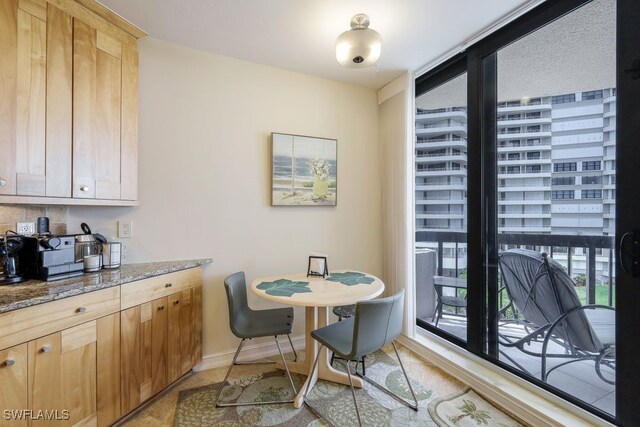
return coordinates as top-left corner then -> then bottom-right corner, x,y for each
194,335 -> 305,372
397,334 -> 613,427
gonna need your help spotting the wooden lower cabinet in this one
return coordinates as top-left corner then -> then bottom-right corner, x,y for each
28,321 -> 97,427
121,285 -> 202,416
0,269 -> 203,426
0,344 -> 28,427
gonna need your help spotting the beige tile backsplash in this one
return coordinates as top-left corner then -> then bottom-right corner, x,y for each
0,205 -> 68,235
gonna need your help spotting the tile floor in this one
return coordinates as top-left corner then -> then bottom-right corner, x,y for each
120,343 -> 466,426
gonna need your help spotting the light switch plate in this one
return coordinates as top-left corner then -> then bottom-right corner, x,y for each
118,221 -> 132,238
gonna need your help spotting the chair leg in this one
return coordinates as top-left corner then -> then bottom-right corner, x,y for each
345,359 -> 363,427
287,334 -> 298,362
275,335 -> 297,395
303,344 -> 323,401
434,303 -> 442,327
355,341 -> 418,411
360,355 -> 366,376
215,337 -> 296,407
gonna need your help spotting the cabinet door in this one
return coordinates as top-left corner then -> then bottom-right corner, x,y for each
151,297 -> 168,395
193,285 -> 203,366
0,0 -> 72,197
96,313 -> 120,427
73,18 -> 136,201
28,321 -> 97,427
0,343 -> 27,427
168,289 -> 193,383
120,298 -> 168,414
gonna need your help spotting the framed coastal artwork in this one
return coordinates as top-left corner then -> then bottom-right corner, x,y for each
271,133 -> 337,206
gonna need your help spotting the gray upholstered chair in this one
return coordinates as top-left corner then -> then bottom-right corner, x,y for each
330,304 -> 366,375
304,290 -> 417,426
215,272 -> 298,407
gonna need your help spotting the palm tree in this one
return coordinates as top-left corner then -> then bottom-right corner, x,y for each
449,399 -> 491,425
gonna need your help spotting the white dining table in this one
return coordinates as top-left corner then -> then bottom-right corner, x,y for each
250,270 -> 384,408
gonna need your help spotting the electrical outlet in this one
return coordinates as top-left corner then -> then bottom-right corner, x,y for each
118,221 -> 132,238
16,222 -> 35,235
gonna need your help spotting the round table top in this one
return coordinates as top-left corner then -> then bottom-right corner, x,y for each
249,270 -> 384,307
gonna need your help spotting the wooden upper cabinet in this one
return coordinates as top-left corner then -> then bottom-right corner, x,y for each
0,0 -> 142,204
0,0 -> 72,198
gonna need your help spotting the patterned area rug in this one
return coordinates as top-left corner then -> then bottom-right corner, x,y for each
173,350 -> 523,427
428,388 -> 524,427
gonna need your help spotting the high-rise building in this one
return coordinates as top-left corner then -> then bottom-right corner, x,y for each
415,87 -> 616,281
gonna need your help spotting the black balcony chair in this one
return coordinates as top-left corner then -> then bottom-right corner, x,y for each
498,249 -> 615,385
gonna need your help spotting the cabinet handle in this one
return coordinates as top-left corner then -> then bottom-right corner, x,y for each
3,359 -> 15,367
165,283 -> 173,288
173,300 -> 180,305
0,178 -> 6,187
41,345 -> 51,353
80,185 -> 89,192
157,305 -> 165,311
76,306 -> 87,313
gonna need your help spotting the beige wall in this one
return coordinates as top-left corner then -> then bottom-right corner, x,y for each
67,38 -> 382,358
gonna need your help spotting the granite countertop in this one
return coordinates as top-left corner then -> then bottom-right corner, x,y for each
0,258 -> 212,314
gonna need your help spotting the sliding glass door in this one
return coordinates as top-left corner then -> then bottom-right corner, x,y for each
414,0 -> 640,424
487,0 -> 617,418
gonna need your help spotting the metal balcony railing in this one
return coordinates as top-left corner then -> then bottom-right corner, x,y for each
415,231 -> 615,307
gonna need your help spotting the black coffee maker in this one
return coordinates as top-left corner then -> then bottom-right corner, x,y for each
0,231 -> 26,285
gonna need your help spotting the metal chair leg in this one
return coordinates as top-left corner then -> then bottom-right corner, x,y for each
303,345 -> 323,401
287,334 -> 298,362
275,336 -> 297,395
215,336 -> 296,407
355,341 -> 418,411
345,359 -> 363,427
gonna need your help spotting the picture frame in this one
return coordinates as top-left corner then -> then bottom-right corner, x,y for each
271,132 -> 337,206
307,255 -> 329,278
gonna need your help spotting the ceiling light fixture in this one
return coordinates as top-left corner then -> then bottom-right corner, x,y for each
336,14 -> 382,68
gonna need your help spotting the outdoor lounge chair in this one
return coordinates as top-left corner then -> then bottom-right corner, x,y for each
497,249 -> 615,385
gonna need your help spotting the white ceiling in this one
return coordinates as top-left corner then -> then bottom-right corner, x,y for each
97,0 -> 535,90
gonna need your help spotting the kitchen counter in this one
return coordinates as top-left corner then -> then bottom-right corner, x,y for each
0,258 -> 212,314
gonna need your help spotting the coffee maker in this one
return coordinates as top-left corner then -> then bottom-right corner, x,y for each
20,217 -> 84,281
0,231 -> 26,285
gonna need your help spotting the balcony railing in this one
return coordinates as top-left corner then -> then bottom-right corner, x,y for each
416,231 -> 615,306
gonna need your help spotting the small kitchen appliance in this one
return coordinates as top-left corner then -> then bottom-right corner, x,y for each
20,217 -> 84,281
0,231 -> 26,285
101,242 -> 122,269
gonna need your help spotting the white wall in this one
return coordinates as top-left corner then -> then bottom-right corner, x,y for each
68,37 -> 382,358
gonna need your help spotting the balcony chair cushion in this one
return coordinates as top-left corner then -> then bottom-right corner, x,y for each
584,309 -> 615,348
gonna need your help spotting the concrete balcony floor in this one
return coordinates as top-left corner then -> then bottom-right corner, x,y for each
418,314 -> 615,417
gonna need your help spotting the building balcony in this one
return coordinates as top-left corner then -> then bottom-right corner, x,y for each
497,157 -> 551,165
415,225 -> 466,232
497,171 -> 551,179
603,110 -> 616,118
498,225 -> 550,233
497,103 -> 552,113
415,138 -> 467,150
416,212 -> 466,219
603,125 -> 616,133
498,184 -> 550,192
415,197 -> 466,205
603,96 -> 616,104
497,117 -> 552,126
415,109 -> 467,122
499,198 -> 551,204
415,183 -> 466,191
416,168 -> 466,177
415,153 -> 467,163
416,125 -> 467,136
498,213 -> 552,219
498,145 -> 551,153
497,130 -> 552,140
